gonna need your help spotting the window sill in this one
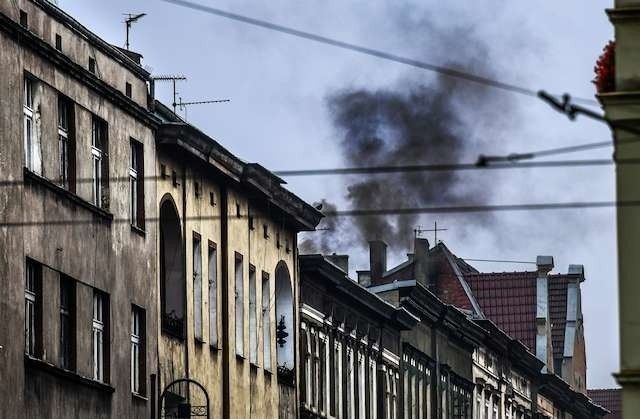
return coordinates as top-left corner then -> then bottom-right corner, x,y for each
132,392 -> 148,402
131,224 -> 146,237
161,328 -> 185,342
194,337 -> 205,345
24,168 -> 113,222
209,344 -> 220,352
25,354 -> 115,393
236,353 -> 246,362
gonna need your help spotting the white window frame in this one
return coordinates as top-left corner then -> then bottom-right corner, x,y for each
131,307 -> 141,394
25,261 -> 37,356
93,292 -> 105,382
58,97 -> 70,189
129,144 -> 138,225
91,118 -> 104,207
23,78 -> 40,174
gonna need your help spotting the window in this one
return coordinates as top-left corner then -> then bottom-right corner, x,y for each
208,242 -> 218,346
24,77 -> 41,174
209,192 -> 215,207
91,116 -> 108,208
193,233 -> 203,341
236,202 -> 241,217
263,224 -> 269,239
194,181 -> 201,198
262,272 -> 271,370
24,259 -> 41,356
130,140 -> 144,228
59,277 -> 75,370
125,82 -> 132,98
89,57 -> 96,74
249,265 -> 257,364
234,253 -> 244,356
131,306 -> 146,395
58,96 -> 75,191
248,215 -> 254,230
92,291 -> 109,382
20,10 -> 27,28
55,33 -> 62,51
160,199 -> 185,338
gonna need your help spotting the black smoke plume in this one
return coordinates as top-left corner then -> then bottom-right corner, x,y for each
303,18 -> 519,255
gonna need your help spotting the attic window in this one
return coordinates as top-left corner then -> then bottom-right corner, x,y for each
89,57 -> 96,74
263,224 -> 269,239
236,203 -> 241,218
125,82 -> 132,98
209,192 -> 215,207
194,181 -> 201,198
248,215 -> 254,230
20,10 -> 28,28
55,34 -> 62,51
285,238 -> 290,253
276,232 -> 281,248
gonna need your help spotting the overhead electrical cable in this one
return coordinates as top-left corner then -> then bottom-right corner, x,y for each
162,0 -> 598,106
1,199 -> 632,227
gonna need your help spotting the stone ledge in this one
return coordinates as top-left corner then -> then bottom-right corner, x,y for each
24,168 -> 114,223
607,7 -> 640,23
25,354 -> 115,393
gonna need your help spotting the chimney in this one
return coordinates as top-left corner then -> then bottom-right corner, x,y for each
357,271 -> 371,287
413,237 -> 430,287
326,253 -> 349,274
369,240 -> 387,285
535,255 -> 554,371
568,264 -> 585,282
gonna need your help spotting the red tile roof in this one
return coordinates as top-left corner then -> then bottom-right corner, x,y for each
587,389 -> 621,419
464,271 -> 538,350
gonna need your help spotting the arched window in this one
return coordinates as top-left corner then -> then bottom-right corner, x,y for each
160,196 -> 185,338
275,261 -> 294,375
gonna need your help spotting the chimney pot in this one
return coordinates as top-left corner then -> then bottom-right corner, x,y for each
369,240 -> 388,285
357,270 -> 371,287
536,255 -> 554,274
568,264 -> 584,276
326,254 -> 349,274
414,237 -> 430,287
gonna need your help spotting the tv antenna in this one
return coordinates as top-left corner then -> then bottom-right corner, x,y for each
177,97 -> 231,121
151,75 -> 187,114
415,221 -> 447,244
123,13 -> 146,50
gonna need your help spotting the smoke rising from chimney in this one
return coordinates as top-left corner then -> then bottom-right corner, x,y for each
302,16 -> 520,255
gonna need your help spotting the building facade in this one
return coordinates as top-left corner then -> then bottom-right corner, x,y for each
154,102 -> 321,418
299,254 -> 417,418
0,0 -> 159,417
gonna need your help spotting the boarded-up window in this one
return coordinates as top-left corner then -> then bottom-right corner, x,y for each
235,253 -> 244,356
193,233 -> 202,341
208,242 -> 218,347
262,272 -> 271,370
249,266 -> 257,364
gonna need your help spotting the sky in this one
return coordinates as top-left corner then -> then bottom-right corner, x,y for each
57,0 -> 617,388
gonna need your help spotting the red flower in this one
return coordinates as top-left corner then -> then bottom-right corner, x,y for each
593,41 -> 615,93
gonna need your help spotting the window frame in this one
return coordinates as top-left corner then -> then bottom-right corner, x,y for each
131,305 -> 146,396
92,290 -> 109,383
208,241 -> 218,347
91,116 -> 108,209
193,233 -> 203,341
234,252 -> 244,357
262,272 -> 271,371
24,259 -> 42,357
59,276 -> 76,371
129,139 -> 144,228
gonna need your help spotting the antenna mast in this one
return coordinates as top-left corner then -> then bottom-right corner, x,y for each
178,97 -> 231,121
124,13 -> 146,50
151,75 -> 187,114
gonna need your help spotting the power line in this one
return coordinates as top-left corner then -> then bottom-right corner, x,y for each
162,0 -> 598,106
1,199 -> 633,228
7,157 -> 632,189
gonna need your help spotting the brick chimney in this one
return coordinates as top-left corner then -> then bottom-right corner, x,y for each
326,253 -> 349,274
369,240 -> 388,285
536,255 -> 554,372
414,237 -> 430,287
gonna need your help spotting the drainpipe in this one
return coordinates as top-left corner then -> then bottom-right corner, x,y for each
182,159 -> 190,383
220,184 -> 230,418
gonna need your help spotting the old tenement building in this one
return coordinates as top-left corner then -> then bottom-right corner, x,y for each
0,1 -> 322,418
0,1 -> 159,418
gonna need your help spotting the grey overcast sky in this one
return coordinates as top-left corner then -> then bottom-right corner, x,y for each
57,0 -> 616,388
